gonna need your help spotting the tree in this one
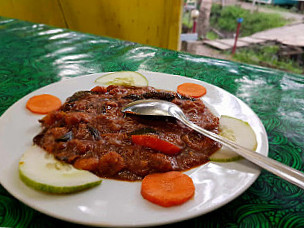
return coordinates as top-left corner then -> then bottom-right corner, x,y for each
197,0 -> 212,40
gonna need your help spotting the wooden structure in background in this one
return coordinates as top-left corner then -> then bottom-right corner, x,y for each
203,24 -> 304,50
0,0 -> 183,50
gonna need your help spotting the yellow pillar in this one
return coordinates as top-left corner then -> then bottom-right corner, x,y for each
0,0 -> 183,50
60,0 -> 183,50
0,0 -> 66,28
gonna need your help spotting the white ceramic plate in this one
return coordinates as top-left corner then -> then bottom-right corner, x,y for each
0,71 -> 268,227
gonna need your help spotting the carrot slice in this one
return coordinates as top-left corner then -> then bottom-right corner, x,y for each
141,171 -> 195,207
131,135 -> 181,155
177,83 -> 207,98
26,94 -> 62,114
91,86 -> 107,93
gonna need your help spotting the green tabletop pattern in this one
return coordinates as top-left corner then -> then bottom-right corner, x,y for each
0,17 -> 303,227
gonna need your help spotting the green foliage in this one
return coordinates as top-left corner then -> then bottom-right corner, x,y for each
206,31 -> 219,40
210,5 -> 288,36
182,11 -> 193,29
232,45 -> 303,74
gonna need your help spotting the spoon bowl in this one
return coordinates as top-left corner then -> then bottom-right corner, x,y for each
122,99 -> 304,189
123,99 -> 176,117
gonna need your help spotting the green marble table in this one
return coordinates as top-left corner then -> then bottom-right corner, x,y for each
0,17 -> 303,227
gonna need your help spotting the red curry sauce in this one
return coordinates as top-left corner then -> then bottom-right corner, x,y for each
34,85 -> 221,181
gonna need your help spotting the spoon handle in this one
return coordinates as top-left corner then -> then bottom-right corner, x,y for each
177,114 -> 304,190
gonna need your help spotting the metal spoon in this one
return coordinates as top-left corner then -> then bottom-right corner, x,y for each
122,99 -> 304,189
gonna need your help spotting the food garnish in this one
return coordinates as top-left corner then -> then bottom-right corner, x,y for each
26,94 -> 62,114
141,171 -> 195,207
19,145 -> 102,194
209,115 -> 257,162
131,134 -> 181,155
177,82 -> 207,98
95,71 -> 148,86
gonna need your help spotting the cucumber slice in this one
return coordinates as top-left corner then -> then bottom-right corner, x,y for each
209,115 -> 257,162
95,71 -> 148,86
19,145 -> 102,194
